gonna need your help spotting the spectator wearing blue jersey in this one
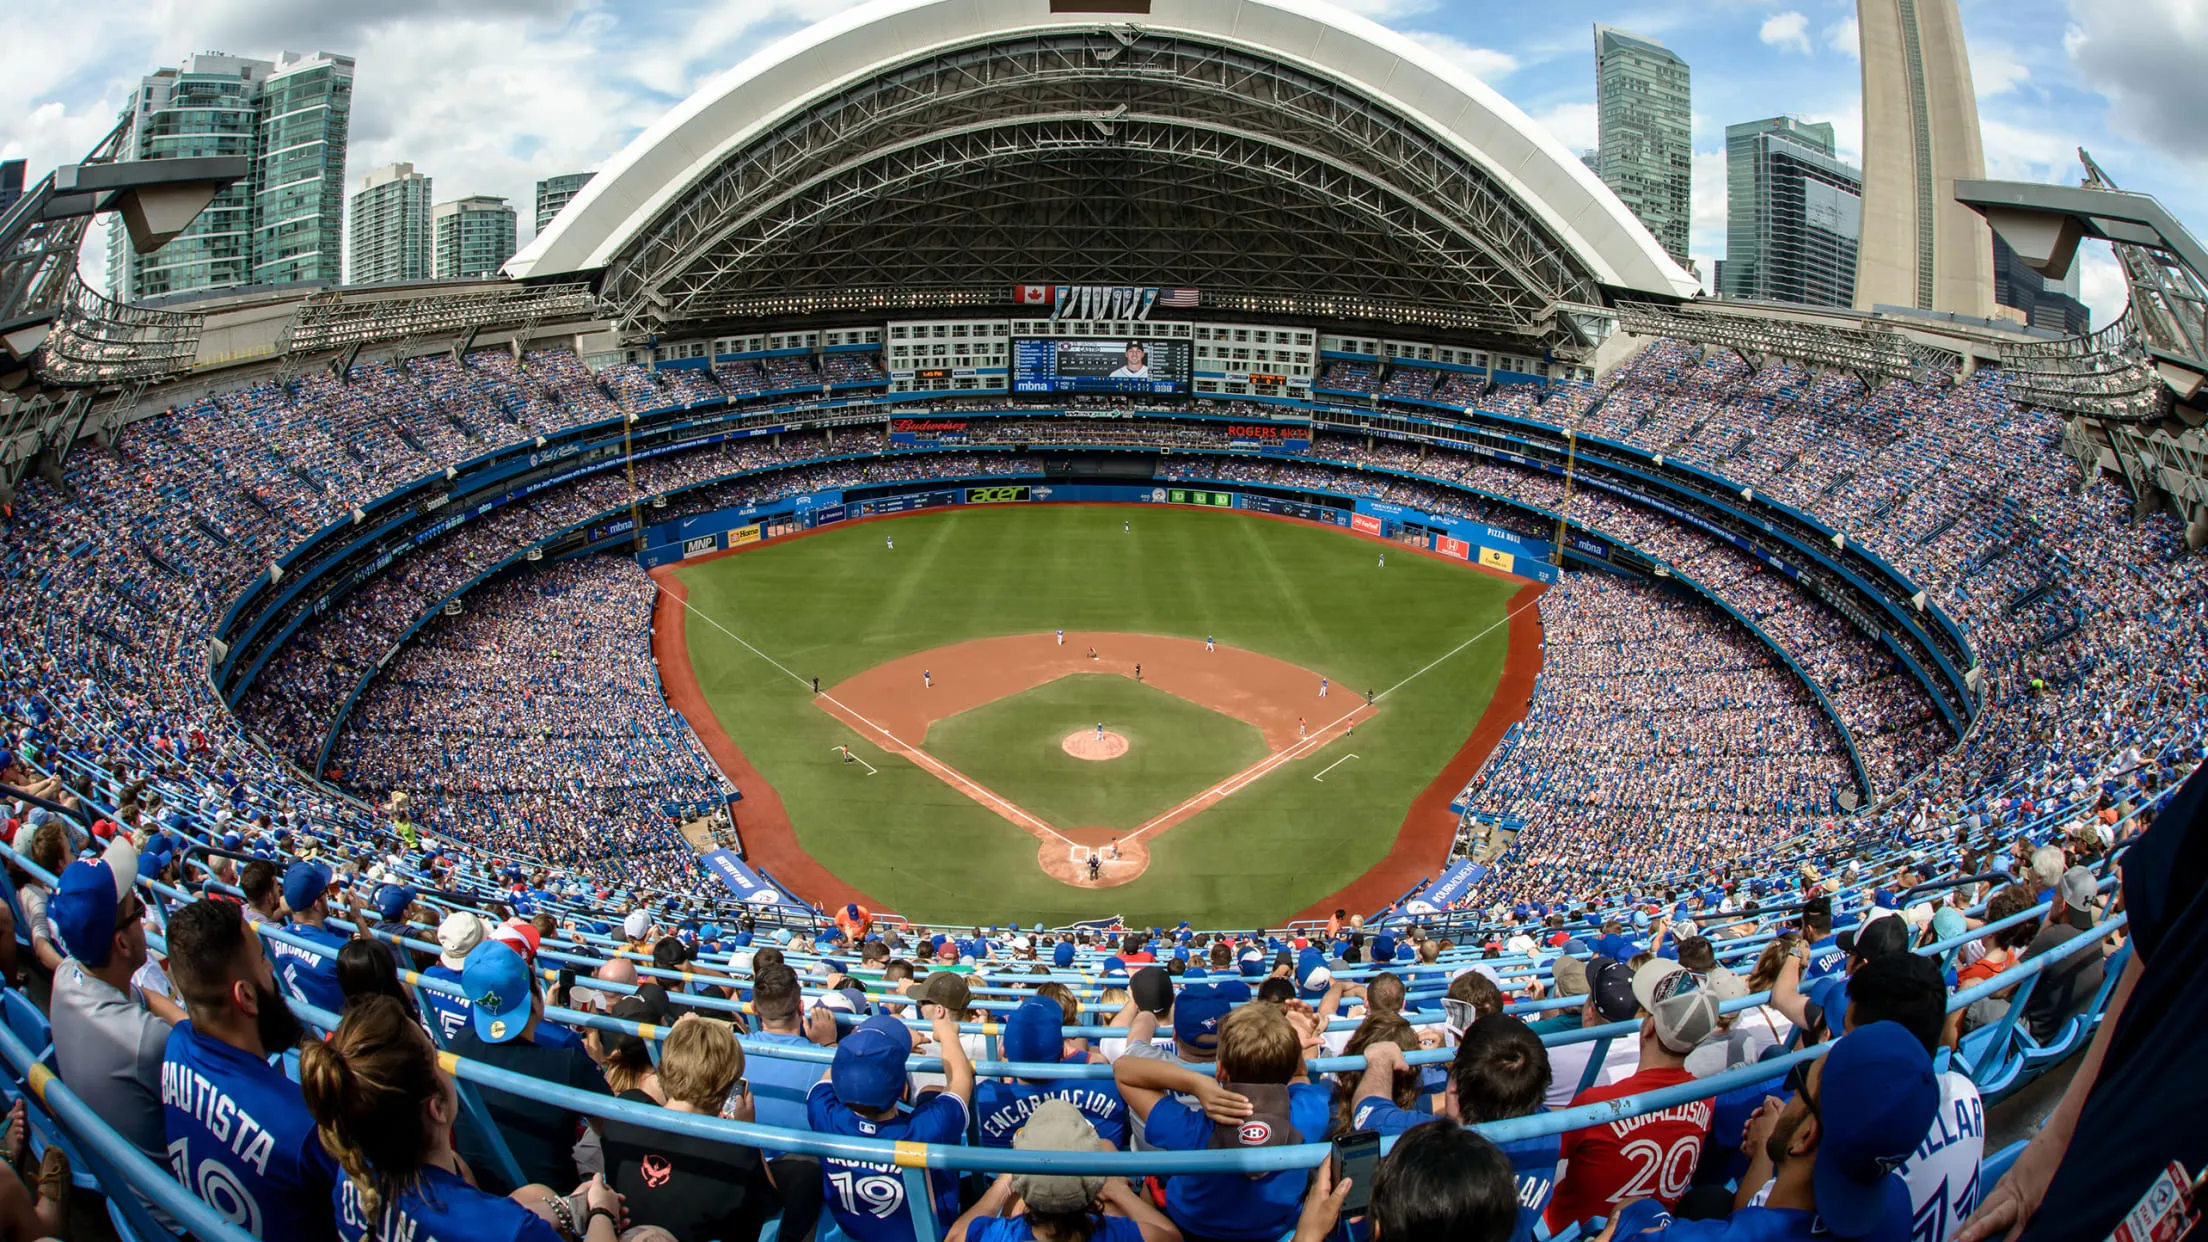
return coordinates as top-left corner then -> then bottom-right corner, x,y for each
722,963 -> 827,1240
1352,1015 -> 1558,1238
807,1011 -> 973,1242
948,1100 -> 1182,1242
420,912 -> 484,1044
300,993 -> 623,1242
974,997 -> 1129,1148
161,898 -> 340,1242
269,861 -> 349,1015
1115,1000 -> 1334,1242
1798,899 -> 1844,981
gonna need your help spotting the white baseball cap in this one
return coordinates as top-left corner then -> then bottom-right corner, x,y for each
623,909 -> 650,940
437,911 -> 486,971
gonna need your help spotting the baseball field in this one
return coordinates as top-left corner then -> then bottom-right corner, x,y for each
652,503 -> 1541,927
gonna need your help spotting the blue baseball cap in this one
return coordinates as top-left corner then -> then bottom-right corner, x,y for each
375,884 -> 417,924
1003,997 -> 1065,1065
830,1015 -> 913,1110
1053,940 -> 1075,968
50,839 -> 138,967
1102,955 -> 1126,977
1172,984 -> 1233,1052
1811,1021 -> 1940,1238
281,861 -> 333,915
461,941 -> 533,1044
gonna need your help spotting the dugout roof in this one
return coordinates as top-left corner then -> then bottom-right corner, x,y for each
508,0 -> 1700,342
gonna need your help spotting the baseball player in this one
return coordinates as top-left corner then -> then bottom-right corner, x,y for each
1134,663 -> 1142,683
813,676 -> 820,695
1123,519 -> 1130,533
1095,722 -> 1105,743
1205,635 -> 1215,653
886,534 -> 895,550
1366,688 -> 1375,707
1320,677 -> 1329,698
1057,628 -> 1064,646
923,668 -> 932,689
840,745 -> 855,765
1378,551 -> 1386,567
1087,855 -> 1101,881
1298,716 -> 1307,741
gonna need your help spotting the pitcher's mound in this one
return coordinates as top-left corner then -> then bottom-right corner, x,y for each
1062,730 -> 1129,761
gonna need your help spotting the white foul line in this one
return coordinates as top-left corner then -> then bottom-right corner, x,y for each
829,746 -> 880,775
1121,591 -> 1544,842
1313,753 -> 1360,782
652,574 -> 1078,846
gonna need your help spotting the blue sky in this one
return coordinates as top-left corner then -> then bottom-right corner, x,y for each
5,0 -> 2202,325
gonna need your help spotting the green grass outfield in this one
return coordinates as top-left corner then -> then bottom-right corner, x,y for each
674,504 -> 1517,926
925,674 -> 1270,831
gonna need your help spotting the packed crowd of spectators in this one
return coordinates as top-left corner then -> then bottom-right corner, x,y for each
332,558 -> 722,886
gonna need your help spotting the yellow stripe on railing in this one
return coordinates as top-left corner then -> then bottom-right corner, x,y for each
25,1064 -> 52,1103
437,1051 -> 461,1074
893,1140 -> 929,1168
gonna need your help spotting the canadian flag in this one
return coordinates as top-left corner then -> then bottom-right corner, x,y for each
1014,284 -> 1054,304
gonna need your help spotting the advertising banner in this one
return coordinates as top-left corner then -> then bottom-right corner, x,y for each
729,524 -> 761,548
810,503 -> 847,526
1435,535 -> 1470,560
1239,494 -> 1346,525
1351,513 -> 1385,536
888,418 -> 969,446
1479,547 -> 1515,574
860,489 -> 962,517
1226,423 -> 1311,454
1160,487 -> 1234,507
1403,859 -> 1488,914
681,534 -> 718,559
700,849 -> 804,909
1567,533 -> 1611,560
964,485 -> 1032,505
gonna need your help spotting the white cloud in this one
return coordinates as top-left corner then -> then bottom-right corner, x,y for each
1532,102 -> 1599,155
1978,118 -> 2086,183
1691,148 -> 1729,256
1759,11 -> 1813,56
1324,0 -> 1442,19
1403,31 -> 1519,82
2066,0 -> 2208,172
1969,42 -> 2029,98
2075,240 -> 2128,331
1825,15 -> 1860,58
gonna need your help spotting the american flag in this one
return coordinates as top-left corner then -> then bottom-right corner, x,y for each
1157,287 -> 1200,307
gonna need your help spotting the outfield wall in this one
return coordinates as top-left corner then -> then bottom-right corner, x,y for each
633,480 -> 1562,584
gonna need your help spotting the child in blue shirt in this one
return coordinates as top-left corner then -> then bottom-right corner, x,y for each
807,1012 -> 974,1242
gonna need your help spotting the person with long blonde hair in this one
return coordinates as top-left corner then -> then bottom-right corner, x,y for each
300,994 -> 625,1242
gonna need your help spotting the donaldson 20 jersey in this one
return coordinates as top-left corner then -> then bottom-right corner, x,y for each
806,1081 -> 967,1242
162,1022 -> 340,1242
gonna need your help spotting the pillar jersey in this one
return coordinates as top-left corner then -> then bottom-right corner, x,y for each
805,1080 -> 968,1242
161,1021 -> 341,1242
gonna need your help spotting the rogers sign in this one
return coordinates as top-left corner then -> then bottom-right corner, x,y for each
1227,423 -> 1298,440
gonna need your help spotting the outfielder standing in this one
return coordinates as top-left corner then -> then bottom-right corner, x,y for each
1319,677 -> 1329,698
923,668 -> 932,689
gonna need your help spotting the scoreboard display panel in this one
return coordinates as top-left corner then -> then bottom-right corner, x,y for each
1012,338 -> 1190,395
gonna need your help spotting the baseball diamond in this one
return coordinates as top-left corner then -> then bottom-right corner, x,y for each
652,503 -> 1540,926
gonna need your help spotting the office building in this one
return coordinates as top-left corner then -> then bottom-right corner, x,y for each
105,50 -> 354,301
534,172 -> 595,234
349,162 -> 433,285
1720,117 -> 1862,308
1854,0 -> 1993,316
1993,232 -> 2089,334
0,160 -> 24,215
433,196 -> 518,279
1594,25 -> 1692,266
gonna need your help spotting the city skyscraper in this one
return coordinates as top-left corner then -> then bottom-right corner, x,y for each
1854,0 -> 1993,316
433,196 -> 518,279
0,160 -> 24,216
534,172 -> 596,234
106,50 -> 354,302
1721,117 -> 1863,308
1594,25 -> 1692,266
349,162 -> 433,285
1992,232 -> 2089,334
